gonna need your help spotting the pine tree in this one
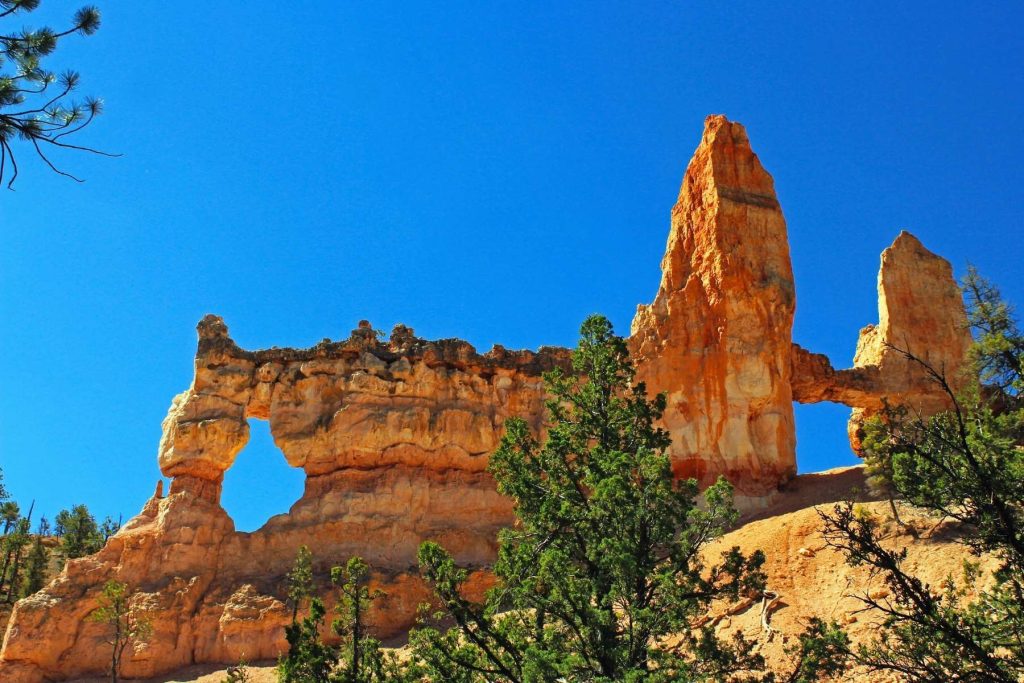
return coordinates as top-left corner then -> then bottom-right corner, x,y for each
18,532 -> 48,598
963,266 -> 1024,395
0,516 -> 29,600
820,270 -> 1024,682
412,315 -> 847,682
0,1 -> 108,188
278,595 -> 338,683
277,548 -> 407,683
87,579 -> 152,683
0,501 -> 19,535
331,557 -> 386,683
55,503 -> 104,565
288,545 -> 314,624
99,515 -> 121,541
4,513 -> 30,602
279,546 -> 336,683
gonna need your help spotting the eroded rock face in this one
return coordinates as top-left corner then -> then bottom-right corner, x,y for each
790,230 -> 973,449
1,321 -> 549,682
0,116 -> 975,682
630,115 -> 798,502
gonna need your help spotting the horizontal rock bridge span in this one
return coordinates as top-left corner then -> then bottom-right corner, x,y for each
0,116 -> 972,682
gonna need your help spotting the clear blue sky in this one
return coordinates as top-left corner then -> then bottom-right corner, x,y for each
2,3 -> 1022,532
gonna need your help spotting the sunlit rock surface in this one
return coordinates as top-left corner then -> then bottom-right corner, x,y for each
790,230 -> 972,449
0,116 -> 972,682
630,115 -> 797,503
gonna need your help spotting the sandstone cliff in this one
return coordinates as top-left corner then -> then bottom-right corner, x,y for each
630,116 -> 797,503
63,468 -> 991,683
0,115 -> 974,682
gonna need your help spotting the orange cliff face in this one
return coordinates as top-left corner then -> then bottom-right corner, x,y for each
0,116 -> 974,683
630,116 -> 798,504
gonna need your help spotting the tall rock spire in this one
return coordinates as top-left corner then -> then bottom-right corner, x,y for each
845,230 -> 973,448
630,115 -> 797,504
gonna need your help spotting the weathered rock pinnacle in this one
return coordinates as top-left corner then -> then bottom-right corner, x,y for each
630,114 -> 797,503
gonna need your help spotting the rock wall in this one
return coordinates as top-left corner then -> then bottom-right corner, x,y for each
158,315 -> 569,570
0,115 -> 974,682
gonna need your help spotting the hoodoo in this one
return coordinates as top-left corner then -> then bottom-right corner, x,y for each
630,115 -> 798,505
0,116 -> 971,682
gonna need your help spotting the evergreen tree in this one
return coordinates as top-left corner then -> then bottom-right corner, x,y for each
278,595 -> 338,683
99,515 -> 121,541
288,545 -> 314,624
0,516 -> 29,600
0,500 -> 19,535
55,503 -> 104,564
279,545 -> 337,683
3,515 -> 30,601
18,531 -> 48,598
0,1 -> 108,188
820,270 -> 1024,682
963,266 -> 1024,395
87,579 -> 152,683
277,548 -> 407,683
412,315 -> 847,682
859,401 -> 912,530
331,556 -> 387,683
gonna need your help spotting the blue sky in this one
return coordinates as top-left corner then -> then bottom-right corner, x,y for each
2,3 -> 1022,532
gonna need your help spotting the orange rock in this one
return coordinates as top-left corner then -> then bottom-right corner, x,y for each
630,115 -> 798,504
791,231 -> 972,451
0,117 -> 975,682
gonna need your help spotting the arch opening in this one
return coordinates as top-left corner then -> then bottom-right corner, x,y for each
221,418 -> 305,532
793,401 -> 860,474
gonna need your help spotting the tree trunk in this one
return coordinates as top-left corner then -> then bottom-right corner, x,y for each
7,503 -> 35,602
111,620 -> 124,683
6,546 -> 23,602
0,548 -> 12,596
352,596 -> 361,681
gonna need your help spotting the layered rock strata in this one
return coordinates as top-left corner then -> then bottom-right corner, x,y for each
1,321 -> 561,682
0,115 -> 974,682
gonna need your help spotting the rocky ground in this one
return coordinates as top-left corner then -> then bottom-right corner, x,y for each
61,465 -> 984,683
68,663 -> 278,683
700,467 -> 986,681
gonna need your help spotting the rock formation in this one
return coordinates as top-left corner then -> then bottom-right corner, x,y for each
0,115 -> 974,682
630,116 -> 797,504
790,230 -> 973,449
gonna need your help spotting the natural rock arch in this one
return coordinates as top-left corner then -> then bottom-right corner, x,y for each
218,419 -> 305,533
0,115 -> 972,683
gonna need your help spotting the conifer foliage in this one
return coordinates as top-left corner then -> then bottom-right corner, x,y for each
820,270 -> 1024,682
411,315 -> 845,682
0,0 -> 107,188
278,548 -> 404,683
55,503 -> 117,566
88,579 -> 152,683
